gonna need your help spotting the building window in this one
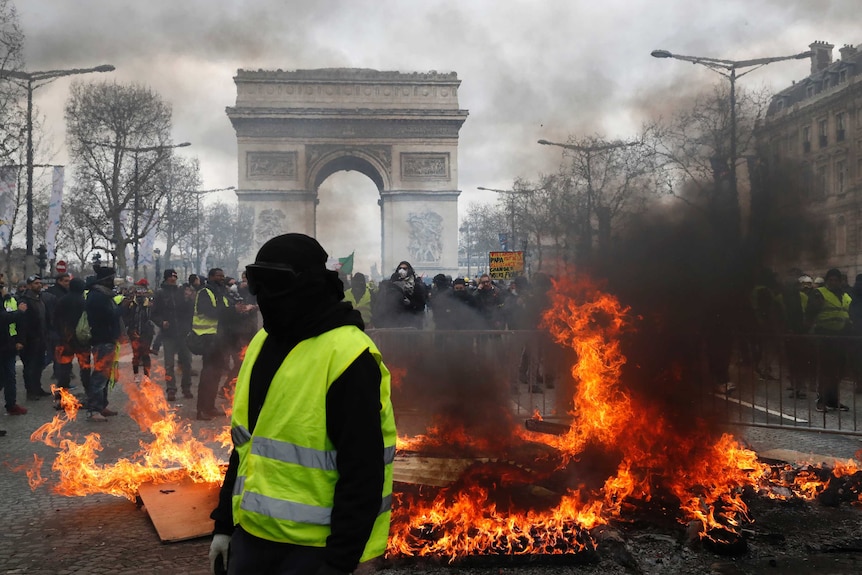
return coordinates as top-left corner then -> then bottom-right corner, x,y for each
803,125 -> 811,153
836,112 -> 846,142
806,85 -> 815,98
839,69 -> 847,83
815,165 -> 827,198
819,119 -> 828,148
836,159 -> 847,194
836,216 -> 847,256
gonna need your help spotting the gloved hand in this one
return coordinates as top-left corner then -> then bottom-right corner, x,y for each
208,533 -> 231,575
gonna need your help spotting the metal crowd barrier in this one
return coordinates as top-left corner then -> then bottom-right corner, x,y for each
366,329 -> 862,437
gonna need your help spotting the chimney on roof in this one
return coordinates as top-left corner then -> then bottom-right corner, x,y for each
809,41 -> 835,74
839,44 -> 857,61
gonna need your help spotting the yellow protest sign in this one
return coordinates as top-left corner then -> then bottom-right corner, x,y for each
488,251 -> 524,280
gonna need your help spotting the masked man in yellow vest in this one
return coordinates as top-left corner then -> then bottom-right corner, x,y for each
343,272 -> 373,327
208,233 -> 396,575
805,267 -> 853,412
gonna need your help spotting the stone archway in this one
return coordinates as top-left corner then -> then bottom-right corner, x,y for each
226,68 -> 469,278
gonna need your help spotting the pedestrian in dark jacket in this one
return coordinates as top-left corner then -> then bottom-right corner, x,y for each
124,279 -> 155,382
1,280 -> 27,416
384,260 -> 426,328
18,275 -> 51,400
85,267 -> 124,421
151,269 -> 194,401
45,273 -> 70,379
52,277 -> 91,393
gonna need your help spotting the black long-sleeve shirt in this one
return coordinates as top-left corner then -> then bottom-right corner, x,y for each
211,339 -> 384,574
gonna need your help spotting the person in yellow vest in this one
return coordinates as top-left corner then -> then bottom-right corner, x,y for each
805,268 -> 852,412
1,278 -> 28,423
343,272 -> 373,327
208,233 -> 396,575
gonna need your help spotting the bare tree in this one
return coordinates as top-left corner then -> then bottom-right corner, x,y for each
0,0 -> 24,164
157,156 -> 201,265
64,80 -> 177,276
203,201 -> 255,278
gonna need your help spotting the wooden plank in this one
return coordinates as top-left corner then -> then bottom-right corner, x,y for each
138,477 -> 221,543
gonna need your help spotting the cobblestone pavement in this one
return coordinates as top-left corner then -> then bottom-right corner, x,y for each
2,350 -> 862,575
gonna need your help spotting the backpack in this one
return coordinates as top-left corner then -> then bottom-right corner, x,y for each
75,311 -> 92,347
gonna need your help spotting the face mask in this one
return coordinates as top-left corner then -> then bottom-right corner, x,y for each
398,268 -> 408,278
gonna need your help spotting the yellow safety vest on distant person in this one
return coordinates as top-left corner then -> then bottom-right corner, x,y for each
192,287 -> 228,335
231,326 -> 396,562
814,286 -> 851,332
5,296 -> 17,336
344,288 -> 373,325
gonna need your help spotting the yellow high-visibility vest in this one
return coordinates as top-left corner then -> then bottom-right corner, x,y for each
192,287 -> 228,335
344,287 -> 373,325
814,286 -> 851,332
231,326 -> 396,562
5,296 -> 17,337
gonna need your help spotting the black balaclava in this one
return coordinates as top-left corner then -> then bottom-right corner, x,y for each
252,234 -> 348,339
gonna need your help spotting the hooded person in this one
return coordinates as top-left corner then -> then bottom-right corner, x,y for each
385,260 -> 426,328
84,266 -> 123,421
52,277 -> 92,394
208,233 -> 397,575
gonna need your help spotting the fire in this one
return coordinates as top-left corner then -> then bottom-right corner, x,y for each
388,276 -> 790,558
28,374 -> 227,501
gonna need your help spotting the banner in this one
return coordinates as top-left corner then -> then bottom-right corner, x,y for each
45,166 -> 64,262
0,166 -> 18,249
138,210 -> 158,267
488,251 -> 525,280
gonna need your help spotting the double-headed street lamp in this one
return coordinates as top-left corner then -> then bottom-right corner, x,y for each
650,48 -> 811,232
538,139 -> 638,255
85,140 -> 191,277
0,64 -> 115,273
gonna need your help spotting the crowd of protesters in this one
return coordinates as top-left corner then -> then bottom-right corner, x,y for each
3,257 -> 862,436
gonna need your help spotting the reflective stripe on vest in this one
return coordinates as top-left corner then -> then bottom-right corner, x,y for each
192,287 -> 227,335
815,287 -> 851,332
231,326 -> 396,561
5,296 -> 16,337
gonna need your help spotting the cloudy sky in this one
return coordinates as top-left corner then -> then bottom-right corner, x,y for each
16,0 -> 859,272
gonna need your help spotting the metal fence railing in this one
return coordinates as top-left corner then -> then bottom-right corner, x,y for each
367,329 -> 862,437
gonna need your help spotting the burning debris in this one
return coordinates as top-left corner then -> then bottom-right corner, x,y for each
22,275 -> 862,566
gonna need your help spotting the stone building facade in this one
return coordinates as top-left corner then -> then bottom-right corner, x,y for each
226,68 -> 469,277
759,41 -> 862,278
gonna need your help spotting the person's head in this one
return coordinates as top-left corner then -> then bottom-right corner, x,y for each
0,274 -> 6,296
798,275 -> 814,291
183,284 -> 195,299
163,268 -> 179,286
188,274 -> 201,287
478,274 -> 493,290
395,261 -> 413,279
352,272 -> 367,292
813,276 -> 825,287
246,233 -> 345,331
825,268 -> 843,291
55,273 -> 71,289
207,268 -> 225,286
135,278 -> 149,291
89,266 -> 116,289
26,274 -> 42,293
433,273 -> 449,290
453,277 -> 467,292
69,277 -> 86,294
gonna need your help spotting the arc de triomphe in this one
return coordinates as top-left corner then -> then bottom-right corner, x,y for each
226,68 -> 469,277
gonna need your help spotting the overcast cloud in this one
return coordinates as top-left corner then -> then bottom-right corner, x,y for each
15,0 -> 860,271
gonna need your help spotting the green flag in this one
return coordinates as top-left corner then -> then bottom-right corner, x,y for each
338,252 -> 354,275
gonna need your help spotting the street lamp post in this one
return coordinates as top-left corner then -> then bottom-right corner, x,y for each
649,48 -> 812,233
0,64 -> 114,274
538,139 -> 638,259
84,140 -> 191,278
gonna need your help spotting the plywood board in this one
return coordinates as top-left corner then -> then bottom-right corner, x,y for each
757,448 -> 859,469
139,477 -> 221,543
392,456 -> 476,486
